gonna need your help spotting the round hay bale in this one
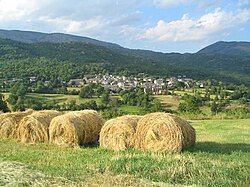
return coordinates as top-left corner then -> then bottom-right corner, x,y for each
17,110 -> 62,143
0,110 -> 33,140
99,115 -> 141,151
135,112 -> 196,152
49,110 -> 104,147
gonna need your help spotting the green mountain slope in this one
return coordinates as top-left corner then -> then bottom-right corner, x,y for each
198,41 -> 250,56
0,29 -> 121,49
0,30 -> 250,85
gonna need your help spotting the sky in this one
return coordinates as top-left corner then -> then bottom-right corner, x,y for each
0,0 -> 250,53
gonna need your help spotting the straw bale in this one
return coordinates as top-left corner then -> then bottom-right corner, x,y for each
0,110 -> 33,140
135,112 -> 195,152
99,115 -> 141,151
49,110 -> 104,147
17,110 -> 61,143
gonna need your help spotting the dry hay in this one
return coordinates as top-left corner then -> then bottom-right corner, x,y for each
99,115 -> 141,151
49,110 -> 104,147
135,112 -> 196,152
17,110 -> 62,143
0,109 -> 33,140
0,160 -> 79,186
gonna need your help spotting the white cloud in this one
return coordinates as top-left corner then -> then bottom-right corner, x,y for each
236,8 -> 250,22
153,0 -> 188,8
152,0 -> 224,10
39,16 -> 107,34
238,0 -> 250,6
195,0 -> 222,9
111,11 -> 143,26
66,21 -> 82,33
141,8 -> 250,42
0,0 -> 39,21
120,25 -> 137,35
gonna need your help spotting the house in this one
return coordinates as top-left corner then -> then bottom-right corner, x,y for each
167,77 -> 178,86
68,79 -> 85,87
29,77 -> 37,82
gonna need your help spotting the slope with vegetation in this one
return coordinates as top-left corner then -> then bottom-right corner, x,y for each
0,29 -> 250,85
198,41 -> 250,56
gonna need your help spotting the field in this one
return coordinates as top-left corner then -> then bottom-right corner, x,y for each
154,95 -> 180,110
2,90 -> 248,118
26,93 -> 102,105
0,119 -> 249,186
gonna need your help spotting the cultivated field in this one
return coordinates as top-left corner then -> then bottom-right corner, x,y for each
0,119 -> 249,186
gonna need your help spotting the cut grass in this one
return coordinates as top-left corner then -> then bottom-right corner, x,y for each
154,95 -> 180,110
26,93 -> 102,105
0,160 -> 78,186
0,119 -> 249,186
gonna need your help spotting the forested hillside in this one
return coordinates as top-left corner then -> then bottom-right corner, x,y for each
198,41 -> 250,56
0,31 -> 250,85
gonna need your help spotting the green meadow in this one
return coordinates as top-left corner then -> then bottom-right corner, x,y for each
0,119 -> 249,186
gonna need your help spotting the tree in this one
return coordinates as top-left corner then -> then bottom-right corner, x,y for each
96,84 -> 105,97
178,95 -> 202,114
12,96 -> 25,111
7,94 -> 18,105
150,100 -> 162,112
24,98 -> 43,110
211,101 -> 217,114
101,90 -> 110,105
110,98 -> 121,107
174,81 -> 185,89
210,101 -> 222,114
0,94 -> 9,112
79,85 -> 94,98
68,100 -> 77,110
85,100 -> 98,110
140,93 -> 150,108
10,82 -> 27,96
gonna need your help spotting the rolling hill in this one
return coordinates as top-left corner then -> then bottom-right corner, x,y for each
0,29 -> 121,49
198,41 -> 250,56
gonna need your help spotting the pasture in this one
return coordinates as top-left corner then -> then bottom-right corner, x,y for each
0,119 -> 249,186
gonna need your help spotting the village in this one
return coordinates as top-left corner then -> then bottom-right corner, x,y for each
68,74 -> 204,94
0,74 -> 205,95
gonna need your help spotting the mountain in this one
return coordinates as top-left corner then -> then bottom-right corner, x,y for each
0,29 -> 250,85
198,41 -> 250,56
0,29 -> 121,49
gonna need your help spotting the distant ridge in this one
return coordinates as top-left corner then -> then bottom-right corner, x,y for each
198,41 -> 250,56
0,29 -> 121,49
1,29 -> 250,57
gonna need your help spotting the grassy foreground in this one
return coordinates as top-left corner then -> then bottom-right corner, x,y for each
0,119 -> 249,186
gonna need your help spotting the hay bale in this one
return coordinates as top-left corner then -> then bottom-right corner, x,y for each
49,110 -> 104,147
17,110 -> 61,143
99,115 -> 141,151
135,112 -> 195,152
0,110 -> 33,140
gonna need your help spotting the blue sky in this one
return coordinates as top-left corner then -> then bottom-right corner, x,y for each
0,0 -> 249,53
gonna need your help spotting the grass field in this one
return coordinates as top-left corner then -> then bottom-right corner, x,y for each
154,95 -> 180,110
2,92 -> 248,118
0,119 -> 249,186
119,105 -> 144,115
26,93 -> 102,105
